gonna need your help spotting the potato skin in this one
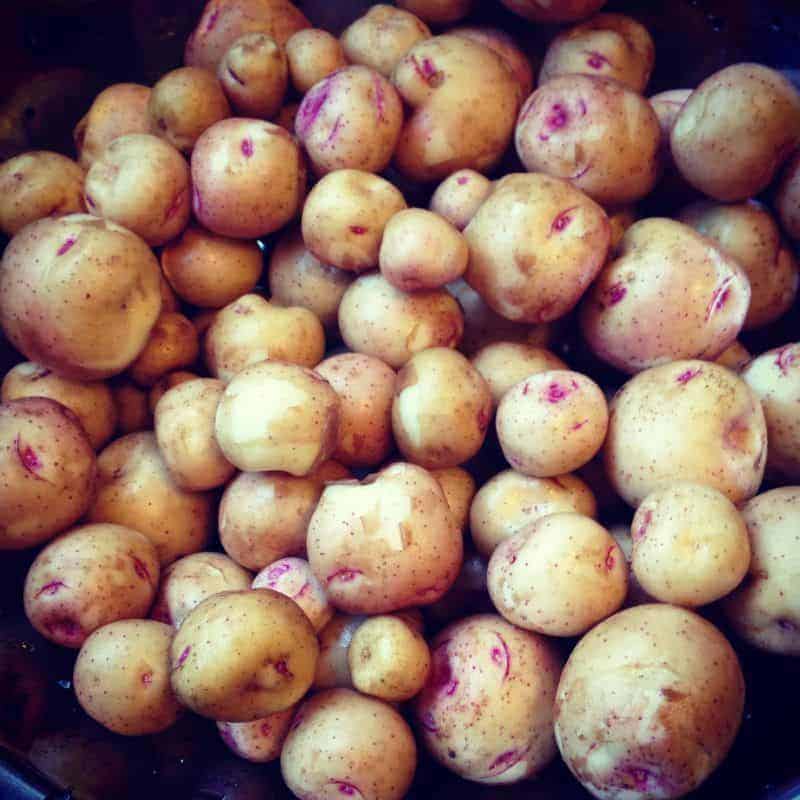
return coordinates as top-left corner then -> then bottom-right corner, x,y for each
555,604 -> 744,800
500,0 -> 606,23
285,29 -> 347,94
217,707 -> 294,763
429,169 -> 493,232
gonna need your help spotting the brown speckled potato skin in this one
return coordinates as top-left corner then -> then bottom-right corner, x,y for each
281,689 -> 417,800
285,29 -> 347,94
0,398 -> 96,550
129,312 -> 199,388
413,614 -> 561,784
87,431 -> 214,565
776,151 -> 800,241
555,604 -> 745,800
217,707 -> 294,763
74,620 -> 182,735
170,589 -> 318,721
24,523 -> 159,648
500,0 -> 606,23
430,169 -> 493,232
605,360 -> 767,507
431,466 -> 475,531
396,0 -> 472,24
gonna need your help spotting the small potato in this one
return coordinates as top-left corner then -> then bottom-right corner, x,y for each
314,614 -> 366,689
112,379 -> 152,434
431,466 -> 475,531
87,432 -> 214,565
128,312 -> 199,388
24,523 -> 159,648
607,204 -> 637,248
302,169 -> 407,273
516,75 -> 660,206
191,118 -> 306,239
148,67 -> 231,154
776,151 -> 800,241
470,470 -> 596,559
539,13 -> 654,93
74,620 -> 181,736
715,341 -> 751,372
580,219 -> 751,374
671,64 -> 800,201
0,398 -> 96,551
217,708 -> 294,763
268,228 -> 354,333
0,151 -> 85,236
606,360 -> 767,506
282,689 -> 416,800
307,462 -> 462,613
342,5 -> 431,78
0,214 -> 161,381
471,342 -> 567,409
555,605 -> 744,799
285,29 -> 347,94
252,557 -> 333,632
218,33 -> 287,118
149,372 -> 200,415
680,200 -> 798,330
339,273 -> 463,368
295,66 -> 403,176
500,0 -> 606,22
497,370 -> 608,477
631,482 -> 749,607
392,348 -> 492,469
464,173 -> 610,324
348,614 -> 431,702
723,487 -> 800,655
315,353 -> 395,467
170,589 -> 318,721
396,0 -> 471,24
2,362 -> 116,450
204,294 -> 324,382
214,361 -> 339,474
84,134 -> 190,246
379,208 -> 468,291
161,226 -> 262,309
430,169 -> 493,231
154,379 -> 235,491
150,552 -> 252,628
413,614 -> 561,784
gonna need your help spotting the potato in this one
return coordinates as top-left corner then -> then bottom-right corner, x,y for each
413,614 -> 561,784
431,466 -> 475,531
776,151 -> 800,241
392,35 -> 519,182
500,0 -> 606,22
0,151 -> 85,236
218,33 -> 287,118
73,83 -> 151,169
150,552 -> 251,628
170,589 -> 318,721
307,462 -> 462,613
84,134 -> 190,246
1,362 -> 116,450
0,398 -> 96,551
295,66 -> 403,176
516,75 -> 660,206
715,340 -> 751,372
315,353 -> 395,467
680,200 -> 798,330
24,523 -> 159,648
204,294 -> 324,382
396,0 -> 471,24
313,613 -> 366,690
342,5 -> 431,78
285,29 -> 347,94
161,225 -> 262,309
214,361 -> 339,474
580,218 -> 751,374
112,379 -> 152,435
0,214 -> 161,381
429,169 -> 493,231
671,64 -> 800,201
605,360 -> 767,506
128,312 -> 199,388
392,347 -> 492,469
607,204 -> 637,248
191,118 -> 306,239
497,369 -> 608,477
301,170 -> 407,273
339,273 -> 463,368
267,227 -> 353,333
348,614 -> 431,702
539,13 -> 654,93
470,469 -> 596,558
154,378 -> 234,491
252,557 -> 332,632
555,605 -> 744,799
464,173 -> 610,323
74,620 -> 181,735
722,487 -> 800,655
148,67 -> 231,154
217,707 -> 294,763
87,431 -> 214,565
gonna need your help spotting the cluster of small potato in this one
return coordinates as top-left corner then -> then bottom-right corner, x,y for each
1,0 -> 800,798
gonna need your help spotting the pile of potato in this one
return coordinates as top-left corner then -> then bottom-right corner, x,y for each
1,0 -> 800,798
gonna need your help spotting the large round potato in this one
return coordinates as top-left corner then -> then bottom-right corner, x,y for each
285,29 -> 347,94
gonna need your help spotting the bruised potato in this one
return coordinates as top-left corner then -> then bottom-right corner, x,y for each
285,29 -> 347,94
217,707 -> 294,763
429,169 -> 493,232
128,312 -> 199,388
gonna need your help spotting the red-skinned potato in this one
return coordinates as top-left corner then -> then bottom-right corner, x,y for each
217,707 -> 294,763
285,29 -> 347,94
148,371 -> 200,415
776,151 -> 800,241
128,312 -> 199,388
500,0 -> 606,22
396,0 -> 472,24
431,466 -> 475,531
429,169 -> 493,231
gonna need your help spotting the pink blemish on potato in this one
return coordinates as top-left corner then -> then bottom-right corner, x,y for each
56,237 -> 76,256
604,546 -> 616,571
35,580 -> 67,599
266,562 -> 293,584
539,104 -> 568,141
328,781 -> 362,797
456,175 -> 469,185
85,194 -> 96,208
241,138 -> 254,158
141,672 -> 153,685
349,225 -> 367,235
292,581 -> 311,600
227,66 -> 245,86
585,50 -> 611,70
491,632 -> 511,680
572,419 -> 589,431
260,720 -> 272,737
484,749 -> 523,778
606,283 -> 627,306
326,567 -> 363,584
676,366 -> 702,385
705,276 -> 733,321
634,509 -> 652,541
204,7 -> 220,33
410,54 -> 441,87
570,161 -> 593,180
131,556 -> 150,582
15,436 -> 45,479
175,646 -> 191,669
775,345 -> 797,375
420,711 -> 439,733
296,77 -> 333,137
275,659 -> 292,678
550,206 -> 578,235
326,115 -> 344,145
544,382 -> 573,403
372,75 -> 386,122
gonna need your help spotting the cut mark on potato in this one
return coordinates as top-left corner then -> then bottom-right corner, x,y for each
481,746 -> 528,779
326,567 -> 363,584
705,276 -> 733,321
676,366 -> 702,385
56,236 -> 77,256
130,556 -> 151,582
34,580 -> 67,598
14,436 -> 47,480
550,206 -> 578,235
175,645 -> 191,669
491,631 -> 511,679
